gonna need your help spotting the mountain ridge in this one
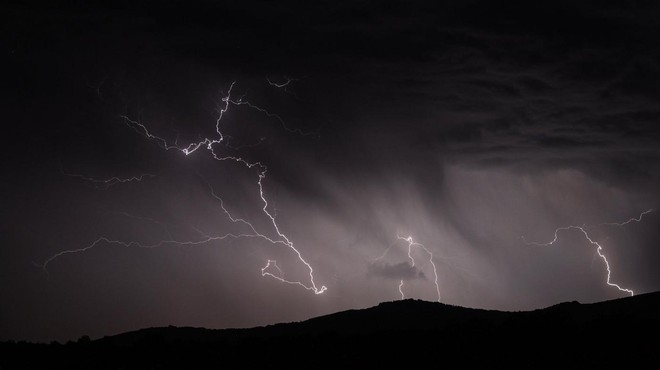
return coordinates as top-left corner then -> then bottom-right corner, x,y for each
3,292 -> 660,368
104,291 -> 659,342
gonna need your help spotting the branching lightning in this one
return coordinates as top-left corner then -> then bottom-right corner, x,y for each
260,259 -> 324,292
523,210 -> 653,296
374,235 -> 441,302
398,235 -> 441,303
42,81 -> 327,295
42,77 -> 650,305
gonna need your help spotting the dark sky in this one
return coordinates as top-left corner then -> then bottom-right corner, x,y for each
3,0 -> 660,342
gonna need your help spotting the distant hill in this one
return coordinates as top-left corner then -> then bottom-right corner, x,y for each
3,292 -> 660,368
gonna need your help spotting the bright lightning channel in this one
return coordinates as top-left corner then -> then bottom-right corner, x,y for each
523,209 -> 653,296
41,81 -> 327,295
373,235 -> 441,302
397,235 -> 441,303
374,235 -> 441,302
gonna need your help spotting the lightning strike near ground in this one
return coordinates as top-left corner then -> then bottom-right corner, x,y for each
397,235 -> 441,303
41,81 -> 327,295
372,235 -> 441,302
522,210 -> 653,296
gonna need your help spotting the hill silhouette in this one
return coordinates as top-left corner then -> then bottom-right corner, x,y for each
3,292 -> 660,368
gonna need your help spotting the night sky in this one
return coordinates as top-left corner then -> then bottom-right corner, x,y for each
3,0 -> 660,342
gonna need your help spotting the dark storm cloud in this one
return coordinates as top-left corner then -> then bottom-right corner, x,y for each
367,262 -> 426,281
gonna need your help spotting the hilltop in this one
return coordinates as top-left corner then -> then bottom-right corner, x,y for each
3,292 -> 660,368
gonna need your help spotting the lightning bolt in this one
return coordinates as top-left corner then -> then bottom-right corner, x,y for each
522,210 -> 653,297
601,209 -> 653,227
372,235 -> 441,302
266,76 -> 298,89
36,233 -> 275,279
41,81 -> 327,295
227,95 -> 317,137
259,259 -> 325,292
397,235 -> 441,303
60,162 -> 155,190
